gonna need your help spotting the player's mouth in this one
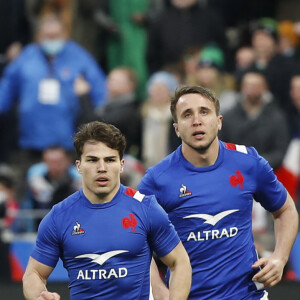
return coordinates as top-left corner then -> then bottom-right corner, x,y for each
192,131 -> 205,139
96,176 -> 109,186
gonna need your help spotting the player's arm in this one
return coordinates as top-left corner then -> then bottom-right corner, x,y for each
252,192 -> 299,287
150,257 -> 169,300
159,241 -> 192,300
23,256 -> 60,300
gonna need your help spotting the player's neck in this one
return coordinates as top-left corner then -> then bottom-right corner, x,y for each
83,183 -> 121,204
182,138 -> 220,167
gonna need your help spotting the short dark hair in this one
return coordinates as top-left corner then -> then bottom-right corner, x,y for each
170,85 -> 220,122
73,121 -> 127,160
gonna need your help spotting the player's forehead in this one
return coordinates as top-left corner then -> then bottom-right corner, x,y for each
82,141 -> 119,159
177,93 -> 215,113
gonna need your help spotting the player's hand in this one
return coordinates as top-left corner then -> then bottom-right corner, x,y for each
38,291 -> 61,300
251,255 -> 285,287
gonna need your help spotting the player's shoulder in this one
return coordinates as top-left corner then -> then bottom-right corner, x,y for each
221,141 -> 260,160
52,190 -> 81,216
123,186 -> 155,208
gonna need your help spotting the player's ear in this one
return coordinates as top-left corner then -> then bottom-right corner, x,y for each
76,160 -> 82,174
218,115 -> 223,131
173,122 -> 180,138
120,159 -> 125,173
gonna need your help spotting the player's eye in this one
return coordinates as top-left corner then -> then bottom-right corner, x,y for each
106,158 -> 116,163
87,158 -> 97,162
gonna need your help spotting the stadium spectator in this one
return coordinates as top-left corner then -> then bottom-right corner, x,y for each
146,0 -> 227,74
0,0 -> 31,74
76,67 -> 144,162
71,0 -> 112,71
26,146 -> 81,229
31,0 -> 116,72
278,20 -> 300,62
195,46 -> 238,114
141,71 -> 180,168
220,72 -> 289,170
106,0 -> 149,98
0,13 -> 107,168
234,46 -> 255,86
180,46 -> 202,86
95,67 -> 142,159
29,0 -> 73,36
245,18 -> 297,116
0,0 -> 32,164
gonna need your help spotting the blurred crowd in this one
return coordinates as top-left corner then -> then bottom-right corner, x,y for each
0,0 -> 300,282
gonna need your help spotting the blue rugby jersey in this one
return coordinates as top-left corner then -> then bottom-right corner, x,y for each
31,185 -> 180,300
138,141 -> 287,300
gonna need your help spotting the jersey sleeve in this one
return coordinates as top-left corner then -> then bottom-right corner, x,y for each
147,196 -> 180,258
251,148 -> 287,212
30,208 -> 61,268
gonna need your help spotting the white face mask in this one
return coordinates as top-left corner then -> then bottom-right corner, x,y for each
40,39 -> 66,56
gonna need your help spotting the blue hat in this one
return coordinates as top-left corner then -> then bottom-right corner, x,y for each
147,71 -> 178,94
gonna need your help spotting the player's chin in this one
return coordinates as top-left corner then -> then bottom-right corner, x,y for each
194,141 -> 211,151
95,185 -> 110,193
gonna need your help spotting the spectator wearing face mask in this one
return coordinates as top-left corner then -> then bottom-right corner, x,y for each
0,13 -> 107,169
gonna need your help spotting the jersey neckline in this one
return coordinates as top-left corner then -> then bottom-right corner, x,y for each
79,185 -> 124,209
176,141 -> 224,172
